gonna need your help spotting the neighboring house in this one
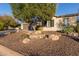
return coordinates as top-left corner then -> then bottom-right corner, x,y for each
43,13 -> 79,31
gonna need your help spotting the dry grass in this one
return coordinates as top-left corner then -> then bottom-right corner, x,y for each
0,31 -> 79,56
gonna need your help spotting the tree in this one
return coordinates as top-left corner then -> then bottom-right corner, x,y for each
10,3 -> 56,22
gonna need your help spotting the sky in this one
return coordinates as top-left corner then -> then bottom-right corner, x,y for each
56,3 -> 79,16
0,3 -> 79,16
0,3 -> 12,16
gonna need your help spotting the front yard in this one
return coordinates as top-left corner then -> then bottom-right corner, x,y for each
0,31 -> 79,56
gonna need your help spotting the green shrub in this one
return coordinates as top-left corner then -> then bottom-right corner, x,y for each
76,23 -> 79,33
0,21 -> 4,31
63,26 -> 74,34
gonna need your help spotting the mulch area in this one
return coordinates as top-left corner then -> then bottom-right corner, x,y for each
0,31 -> 79,56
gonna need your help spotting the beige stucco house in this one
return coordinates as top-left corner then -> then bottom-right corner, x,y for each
43,13 -> 79,31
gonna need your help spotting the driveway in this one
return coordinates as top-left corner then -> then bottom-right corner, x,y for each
0,45 -> 23,56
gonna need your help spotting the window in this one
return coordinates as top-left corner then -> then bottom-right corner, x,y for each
47,20 -> 54,27
50,20 -> 54,27
77,16 -> 79,22
64,18 -> 69,26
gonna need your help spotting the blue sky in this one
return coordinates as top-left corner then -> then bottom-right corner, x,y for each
0,3 -> 12,16
56,3 -> 79,16
0,3 -> 79,16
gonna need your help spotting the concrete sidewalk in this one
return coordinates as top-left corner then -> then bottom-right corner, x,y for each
0,45 -> 23,56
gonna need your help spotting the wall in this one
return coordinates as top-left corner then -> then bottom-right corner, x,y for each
67,16 -> 77,26
42,16 -> 77,31
43,17 -> 63,31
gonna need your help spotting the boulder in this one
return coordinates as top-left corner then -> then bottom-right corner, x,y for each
50,34 -> 60,41
29,34 -> 45,39
29,35 -> 38,39
37,34 -> 45,39
73,33 -> 78,37
68,32 -> 78,37
22,38 -> 30,44
34,31 -> 42,35
15,28 -> 19,32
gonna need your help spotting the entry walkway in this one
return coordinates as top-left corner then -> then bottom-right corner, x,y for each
0,45 -> 23,56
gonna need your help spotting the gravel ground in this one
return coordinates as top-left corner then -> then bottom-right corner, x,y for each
0,31 -> 79,56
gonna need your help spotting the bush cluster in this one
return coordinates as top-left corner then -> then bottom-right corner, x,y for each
63,26 -> 74,34
75,23 -> 79,33
0,21 -> 4,31
0,16 -> 19,30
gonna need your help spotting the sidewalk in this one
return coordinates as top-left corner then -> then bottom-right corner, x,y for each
0,45 -> 23,56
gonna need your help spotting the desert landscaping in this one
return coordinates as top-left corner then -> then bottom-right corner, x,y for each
0,30 -> 79,56
0,3 -> 79,56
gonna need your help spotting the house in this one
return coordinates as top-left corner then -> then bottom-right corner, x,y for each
15,13 -> 79,32
43,13 -> 79,31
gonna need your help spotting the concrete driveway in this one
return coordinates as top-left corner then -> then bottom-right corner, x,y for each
0,45 -> 23,56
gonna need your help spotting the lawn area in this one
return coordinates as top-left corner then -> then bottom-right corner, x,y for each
0,31 -> 79,56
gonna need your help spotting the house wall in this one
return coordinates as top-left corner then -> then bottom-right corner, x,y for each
42,16 -> 77,31
66,16 -> 77,26
42,17 -> 63,31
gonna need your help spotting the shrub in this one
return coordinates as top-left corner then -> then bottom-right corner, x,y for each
0,21 -> 4,31
0,16 -> 18,28
63,26 -> 74,34
76,23 -> 79,33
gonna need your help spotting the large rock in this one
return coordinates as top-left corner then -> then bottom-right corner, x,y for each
29,35 -> 38,39
29,34 -> 45,39
15,28 -> 19,32
34,31 -> 42,35
22,38 -> 30,44
68,32 -> 78,37
73,33 -> 78,37
50,34 -> 60,41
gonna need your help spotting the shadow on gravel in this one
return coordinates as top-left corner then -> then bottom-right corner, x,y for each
0,32 -> 7,37
63,34 -> 79,42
